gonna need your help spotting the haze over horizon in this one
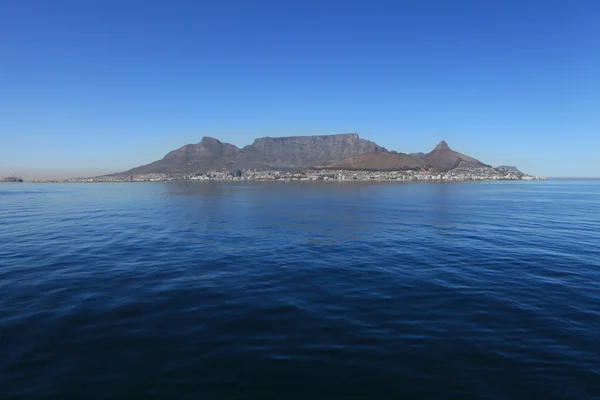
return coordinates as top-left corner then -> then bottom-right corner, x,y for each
2,0 -> 599,179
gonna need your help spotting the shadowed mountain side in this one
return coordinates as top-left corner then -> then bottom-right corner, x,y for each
117,133 -> 387,175
121,137 -> 265,175
422,141 -> 489,172
309,152 -> 431,171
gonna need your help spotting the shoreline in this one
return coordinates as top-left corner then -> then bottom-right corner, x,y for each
25,167 -> 546,183
21,177 -> 550,184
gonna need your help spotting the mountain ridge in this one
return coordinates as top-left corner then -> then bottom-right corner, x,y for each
497,165 -> 523,174
309,152 -> 432,171
114,134 -> 517,177
118,133 -> 386,175
311,140 -> 491,173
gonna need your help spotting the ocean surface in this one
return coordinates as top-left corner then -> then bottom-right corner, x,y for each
1,180 -> 599,399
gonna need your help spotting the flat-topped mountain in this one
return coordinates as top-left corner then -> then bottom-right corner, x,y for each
243,133 -> 386,170
310,152 -> 431,171
421,141 -> 488,172
114,135 -> 523,179
119,133 -> 386,175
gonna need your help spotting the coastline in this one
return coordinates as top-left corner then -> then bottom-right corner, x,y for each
24,171 -> 547,184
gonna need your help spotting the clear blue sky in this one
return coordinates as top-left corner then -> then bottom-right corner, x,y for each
1,0 -> 598,178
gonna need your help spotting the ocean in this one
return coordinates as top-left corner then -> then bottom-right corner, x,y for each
1,181 -> 599,399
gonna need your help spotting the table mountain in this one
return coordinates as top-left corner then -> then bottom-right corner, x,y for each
116,136 -> 498,176
243,133 -> 386,170
118,133 -> 386,175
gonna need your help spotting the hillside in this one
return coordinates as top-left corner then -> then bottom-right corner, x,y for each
118,133 -> 386,175
309,152 -> 430,171
497,165 -> 523,174
422,141 -> 488,172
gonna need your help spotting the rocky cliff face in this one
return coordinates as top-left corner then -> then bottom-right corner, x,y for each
119,133 -> 387,175
242,133 -> 386,170
310,152 -> 431,171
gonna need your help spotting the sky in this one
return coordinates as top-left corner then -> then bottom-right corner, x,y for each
1,0 -> 599,179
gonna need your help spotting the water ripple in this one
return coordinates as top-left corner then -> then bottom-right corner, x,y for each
1,181 -> 599,399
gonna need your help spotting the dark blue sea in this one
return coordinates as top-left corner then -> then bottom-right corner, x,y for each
1,181 -> 599,399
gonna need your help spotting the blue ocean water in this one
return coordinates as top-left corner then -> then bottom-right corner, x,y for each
1,181 -> 599,399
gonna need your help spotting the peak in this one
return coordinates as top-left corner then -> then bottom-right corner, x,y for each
335,133 -> 360,140
200,136 -> 222,144
435,140 -> 450,150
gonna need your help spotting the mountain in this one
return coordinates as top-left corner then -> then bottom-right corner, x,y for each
122,137 -> 246,175
242,133 -> 386,170
497,165 -> 523,174
308,140 -> 490,173
309,152 -> 430,171
422,141 -> 488,172
118,133 -> 386,175
116,135 -> 499,176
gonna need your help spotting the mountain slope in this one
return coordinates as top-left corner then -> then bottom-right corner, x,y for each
497,165 -> 523,174
118,133 -> 387,175
242,133 -> 386,170
310,152 -> 430,171
123,137 -> 246,175
422,141 -> 488,172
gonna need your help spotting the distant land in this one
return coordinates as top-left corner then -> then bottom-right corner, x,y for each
303,138 -> 542,182
113,134 -> 507,175
118,133 -> 386,175
15,133 -> 552,183
70,133 -> 543,183
1,176 -> 24,183
310,151 -> 430,171
497,165 -> 523,174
